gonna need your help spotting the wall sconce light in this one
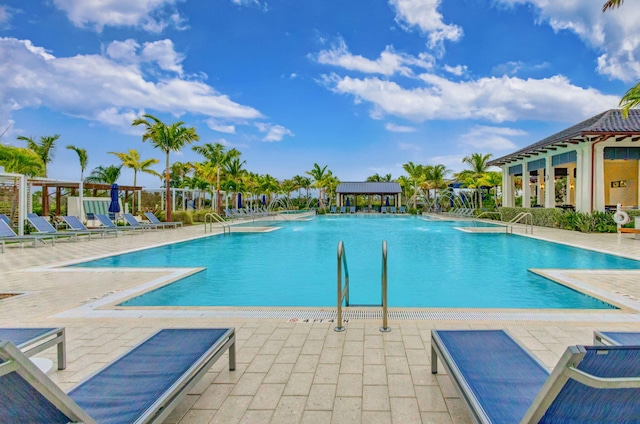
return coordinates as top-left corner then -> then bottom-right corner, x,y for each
540,183 -> 545,189
570,183 -> 575,190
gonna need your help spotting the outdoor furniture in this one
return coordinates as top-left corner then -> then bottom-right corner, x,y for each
400,206 -> 406,213
0,328 -> 236,424
144,212 -> 183,228
594,331 -> 640,346
350,206 -> 356,213
61,216 -> 119,238
390,206 -> 397,213
95,214 -> 143,234
26,214 -> 90,242
122,213 -> 161,230
339,206 -> 346,213
0,219 -> 55,252
0,213 -> 10,224
0,327 -> 66,370
381,206 -> 387,214
431,329 -> 640,423
330,206 -> 336,213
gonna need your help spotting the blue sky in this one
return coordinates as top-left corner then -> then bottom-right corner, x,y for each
0,0 -> 638,187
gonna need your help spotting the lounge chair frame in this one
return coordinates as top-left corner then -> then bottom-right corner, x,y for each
0,328 -> 236,424
144,212 -> 183,228
431,329 -> 640,423
0,327 -> 66,370
593,330 -> 640,346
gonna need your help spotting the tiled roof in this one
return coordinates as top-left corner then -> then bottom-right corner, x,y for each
489,109 -> 640,166
336,182 -> 402,194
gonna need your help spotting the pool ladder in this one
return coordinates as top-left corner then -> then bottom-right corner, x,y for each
506,212 -> 533,234
334,240 -> 390,332
204,212 -> 231,234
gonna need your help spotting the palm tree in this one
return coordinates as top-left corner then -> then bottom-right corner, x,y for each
192,143 -> 240,213
402,161 -> 425,208
602,0 -> 638,116
457,153 -> 493,208
86,165 -> 122,185
478,171 -> 503,208
306,163 -> 329,208
18,134 -> 59,177
0,144 -> 45,221
67,145 -> 89,219
224,157 -> 246,209
423,164 -> 451,211
132,114 -> 199,221
109,149 -> 161,214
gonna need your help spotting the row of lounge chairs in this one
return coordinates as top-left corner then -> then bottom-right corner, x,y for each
2,326 -> 640,422
0,326 -> 235,423
224,207 -> 274,219
0,212 -> 182,252
329,206 -> 407,214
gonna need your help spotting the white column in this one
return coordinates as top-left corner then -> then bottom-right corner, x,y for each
522,166 -> 531,208
18,174 -> 27,235
575,144 -> 591,213
544,158 -> 555,208
502,166 -> 512,207
593,142 -> 606,212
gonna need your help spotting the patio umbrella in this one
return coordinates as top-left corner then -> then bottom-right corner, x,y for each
108,184 -> 120,214
346,198 -> 350,207
262,195 -> 266,206
238,193 -> 243,209
385,197 -> 390,206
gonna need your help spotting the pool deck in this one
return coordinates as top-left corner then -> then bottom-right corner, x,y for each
2,216 -> 640,423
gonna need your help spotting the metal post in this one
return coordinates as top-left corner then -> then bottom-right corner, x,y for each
335,241 -> 346,332
380,240 -> 391,332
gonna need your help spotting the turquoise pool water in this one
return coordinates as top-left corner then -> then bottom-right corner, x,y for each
73,215 -> 637,308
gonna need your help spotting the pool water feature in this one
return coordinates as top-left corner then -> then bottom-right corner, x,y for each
73,216 -> 637,309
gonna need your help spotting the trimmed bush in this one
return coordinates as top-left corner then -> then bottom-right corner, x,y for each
497,207 -> 622,233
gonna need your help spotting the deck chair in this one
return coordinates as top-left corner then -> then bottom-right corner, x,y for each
0,213 -> 10,224
61,216 -> 119,238
0,328 -> 236,424
122,213 -> 160,230
26,214 -> 93,242
431,329 -> 640,423
144,212 -> 183,228
381,206 -> 387,214
594,331 -> 640,346
330,206 -> 336,214
339,206 -> 346,214
350,206 -> 356,213
400,206 -> 406,213
0,327 -> 66,370
0,219 -> 55,252
95,214 -> 143,234
390,206 -> 397,213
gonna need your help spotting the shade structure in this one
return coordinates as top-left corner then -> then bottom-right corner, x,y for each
346,198 -> 350,206
108,184 -> 120,213
238,193 -> 243,209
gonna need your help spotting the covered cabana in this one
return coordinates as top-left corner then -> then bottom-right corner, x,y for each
336,182 -> 402,211
489,109 -> 640,212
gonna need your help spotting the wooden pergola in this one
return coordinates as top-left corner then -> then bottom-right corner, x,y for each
335,182 -> 402,210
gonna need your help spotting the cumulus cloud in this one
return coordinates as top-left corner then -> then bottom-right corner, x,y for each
52,0 -> 187,32
0,37 -> 262,131
386,123 -> 416,132
460,125 -> 525,150
0,5 -> 14,29
389,0 -> 463,50
443,64 -> 467,76
206,118 -> 236,134
105,39 -> 184,75
322,72 -> 618,123
398,142 -> 421,151
498,0 -> 640,82
314,38 -> 434,76
255,123 -> 294,142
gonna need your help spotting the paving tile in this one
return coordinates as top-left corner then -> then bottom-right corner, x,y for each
271,396 -> 307,424
305,384 -> 337,410
390,397 -> 421,424
331,397 -> 361,423
336,373 -> 363,397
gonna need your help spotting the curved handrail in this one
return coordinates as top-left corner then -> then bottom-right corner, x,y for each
380,240 -> 390,332
335,241 -> 349,332
506,212 -> 533,234
204,212 -> 230,234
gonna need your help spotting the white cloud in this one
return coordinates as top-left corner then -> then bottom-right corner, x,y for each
255,123 -> 294,142
386,123 -> 416,132
52,0 -> 186,32
389,0 -> 463,50
398,142 -> 421,151
460,125 -> 525,150
498,0 -> 640,81
322,72 -> 618,123
206,118 -> 236,134
443,64 -> 467,76
105,39 -> 184,75
0,5 -> 14,29
0,37 -> 262,131
314,38 -> 434,76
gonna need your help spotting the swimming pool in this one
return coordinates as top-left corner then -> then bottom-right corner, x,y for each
73,215 -> 638,309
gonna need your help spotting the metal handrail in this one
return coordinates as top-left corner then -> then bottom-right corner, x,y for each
334,241 -> 349,332
204,212 -> 230,234
473,211 -> 503,223
380,240 -> 390,332
506,212 -> 533,234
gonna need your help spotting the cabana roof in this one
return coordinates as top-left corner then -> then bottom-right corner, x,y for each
336,182 -> 401,194
488,109 -> 640,167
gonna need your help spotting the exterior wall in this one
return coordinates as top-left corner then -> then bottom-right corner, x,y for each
604,160 -> 638,207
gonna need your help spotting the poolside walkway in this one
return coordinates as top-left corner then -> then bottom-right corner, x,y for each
2,217 -> 640,423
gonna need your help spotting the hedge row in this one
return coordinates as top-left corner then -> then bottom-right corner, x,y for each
495,207 -> 640,233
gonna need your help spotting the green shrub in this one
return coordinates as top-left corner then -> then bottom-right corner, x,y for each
497,207 -> 619,233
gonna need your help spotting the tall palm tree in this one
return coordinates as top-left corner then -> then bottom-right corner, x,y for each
67,145 -> 89,219
86,165 -> 122,185
478,171 -> 503,208
457,153 -> 493,208
109,149 -> 161,214
306,163 -> 329,208
192,142 -> 240,213
602,0 -> 638,116
423,164 -> 451,210
402,161 -> 425,208
224,157 -> 246,209
132,114 -> 199,221
18,134 -> 59,177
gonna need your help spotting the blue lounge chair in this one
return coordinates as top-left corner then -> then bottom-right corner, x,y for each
144,212 -> 183,228
0,327 -> 65,370
431,329 -> 640,423
26,214 -> 91,241
122,213 -> 160,230
400,206 -> 406,213
390,206 -> 397,213
330,206 -> 337,214
62,216 -> 119,238
339,206 -> 346,214
0,328 -> 236,424
381,206 -> 387,214
0,219 -> 55,252
0,213 -> 10,224
594,331 -> 640,346
95,214 -> 143,234
350,206 -> 356,213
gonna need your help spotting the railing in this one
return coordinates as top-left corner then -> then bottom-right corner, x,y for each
335,241 -> 349,332
204,212 -> 230,234
473,211 -> 503,222
506,212 -> 533,234
380,240 -> 390,332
